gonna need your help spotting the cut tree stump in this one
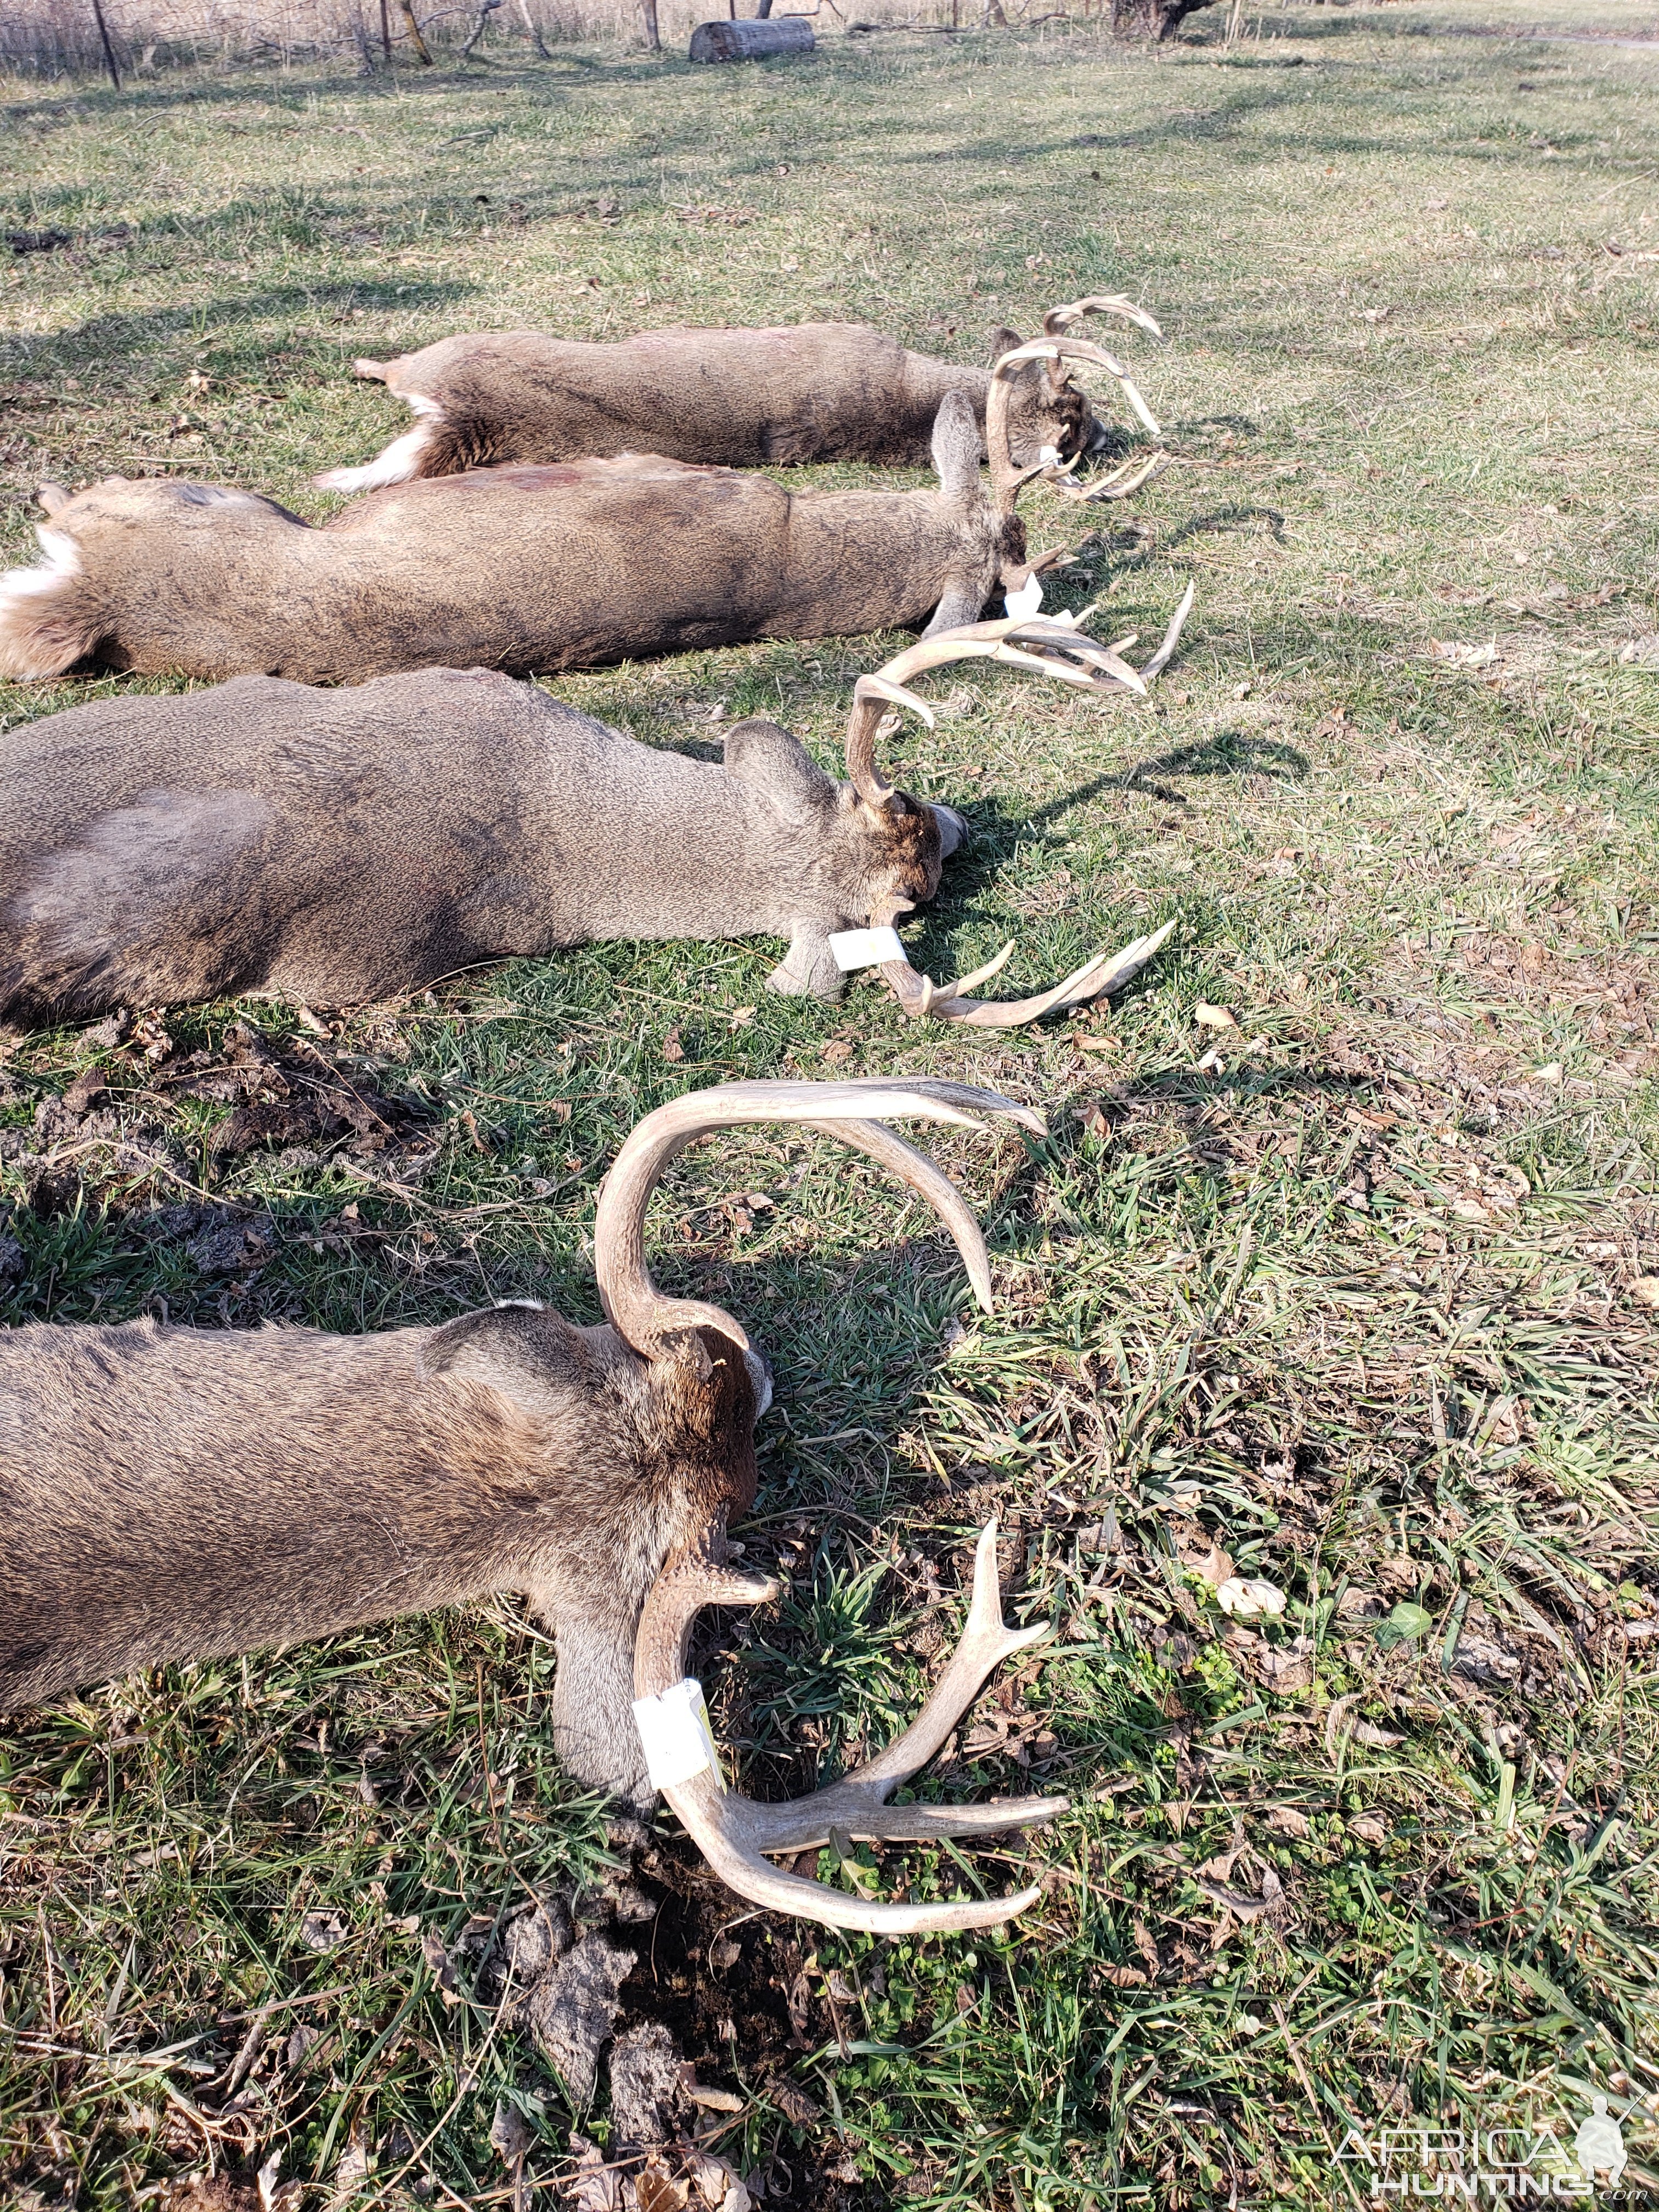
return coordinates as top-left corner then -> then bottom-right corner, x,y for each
688,15 -> 814,60
1110,0 -> 1216,35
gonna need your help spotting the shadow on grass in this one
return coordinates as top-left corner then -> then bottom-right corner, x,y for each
1120,727 -> 1310,793
0,276 -> 479,378
1165,499 -> 1286,548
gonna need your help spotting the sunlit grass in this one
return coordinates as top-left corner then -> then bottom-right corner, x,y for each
2,2 -> 1657,2204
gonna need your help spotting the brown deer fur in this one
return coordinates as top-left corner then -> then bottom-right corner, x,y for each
318,319 -> 1099,493
0,663 -> 964,1025
0,1075 -> 1028,1808
0,394 -> 1029,686
0,1305 -> 755,1797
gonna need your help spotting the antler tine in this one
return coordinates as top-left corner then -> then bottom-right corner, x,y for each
1047,451 -> 1172,505
875,918 -> 1176,1030
1042,294 -> 1164,342
592,1081 -> 1043,1359
1139,577 -> 1197,682
634,1522 -> 1065,1934
848,621 -> 1147,807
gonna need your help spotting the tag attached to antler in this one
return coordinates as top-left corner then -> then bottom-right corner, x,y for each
633,1677 -> 726,1792
828,924 -> 906,973
1003,571 -> 1045,621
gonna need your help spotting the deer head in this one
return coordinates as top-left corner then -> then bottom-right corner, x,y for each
836,606 -> 1195,1025
988,294 -> 1165,473
989,300 -> 1172,515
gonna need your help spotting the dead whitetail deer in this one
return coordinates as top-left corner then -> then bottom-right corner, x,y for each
0,328 -> 1167,687
0,1079 -> 1064,1932
0,614 -> 1188,1029
315,296 -> 1164,493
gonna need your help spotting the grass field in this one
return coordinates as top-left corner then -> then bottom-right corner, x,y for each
3,3 -> 1659,2205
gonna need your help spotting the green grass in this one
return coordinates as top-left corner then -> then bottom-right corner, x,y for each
2,3 -> 1658,2205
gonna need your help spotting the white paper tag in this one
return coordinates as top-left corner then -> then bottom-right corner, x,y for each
1003,571 -> 1045,621
828,924 -> 905,973
633,1677 -> 725,1792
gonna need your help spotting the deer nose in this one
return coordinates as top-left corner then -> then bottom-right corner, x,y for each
933,804 -> 969,859
743,1348 -> 774,1420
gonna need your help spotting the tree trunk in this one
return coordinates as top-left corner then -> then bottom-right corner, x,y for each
638,0 -> 661,47
689,14 -> 812,58
397,0 -> 435,59
516,0 -> 552,56
88,0 -> 122,86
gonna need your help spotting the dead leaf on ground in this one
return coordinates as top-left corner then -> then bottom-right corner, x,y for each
567,2136 -> 625,2212
1429,638 -> 1500,670
1265,1805 -> 1312,1839
1178,1537 -> 1234,1588
297,1909 -> 347,1953
422,1927 -> 462,2005
770,2077 -> 820,2125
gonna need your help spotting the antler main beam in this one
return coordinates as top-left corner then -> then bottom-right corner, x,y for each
634,1521 -> 1064,1934
592,1080 -> 1044,1358
1042,294 -> 1165,343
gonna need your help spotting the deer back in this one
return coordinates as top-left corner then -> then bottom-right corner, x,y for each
331,320 -> 1100,490
1,419 -> 1023,684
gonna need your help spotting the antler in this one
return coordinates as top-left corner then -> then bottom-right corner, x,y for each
1044,450 -> 1172,506
844,613 -> 1149,806
1042,295 -> 1165,343
634,1520 -> 1065,1933
591,1079 -> 1044,1361
840,599 -> 1197,1025
876,918 -> 1177,1030
987,334 -> 1165,517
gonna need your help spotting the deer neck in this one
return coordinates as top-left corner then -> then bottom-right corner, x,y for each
767,488 -> 969,638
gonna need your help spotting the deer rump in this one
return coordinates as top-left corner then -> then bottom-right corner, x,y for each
0,395 -> 1019,688
321,319 -> 1094,490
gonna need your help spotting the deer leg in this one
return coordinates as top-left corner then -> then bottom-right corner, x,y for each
549,1605 -> 651,1802
765,923 -> 844,1000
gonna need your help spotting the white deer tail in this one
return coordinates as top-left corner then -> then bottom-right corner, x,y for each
0,531 -> 106,680
315,392 -> 445,494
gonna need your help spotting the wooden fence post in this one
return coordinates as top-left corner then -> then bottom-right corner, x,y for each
88,0 -> 121,86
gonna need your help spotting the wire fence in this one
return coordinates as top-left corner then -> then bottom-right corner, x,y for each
0,0 -> 1087,78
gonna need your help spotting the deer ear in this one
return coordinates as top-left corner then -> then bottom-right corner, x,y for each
988,325 -> 1023,363
722,719 -> 836,825
421,1301 -> 589,1414
930,388 -> 983,506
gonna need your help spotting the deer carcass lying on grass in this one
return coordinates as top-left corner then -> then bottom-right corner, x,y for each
316,296 -> 1163,493
0,614 -> 1188,1030
0,1078 -> 1065,1932
0,334 -> 1161,687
